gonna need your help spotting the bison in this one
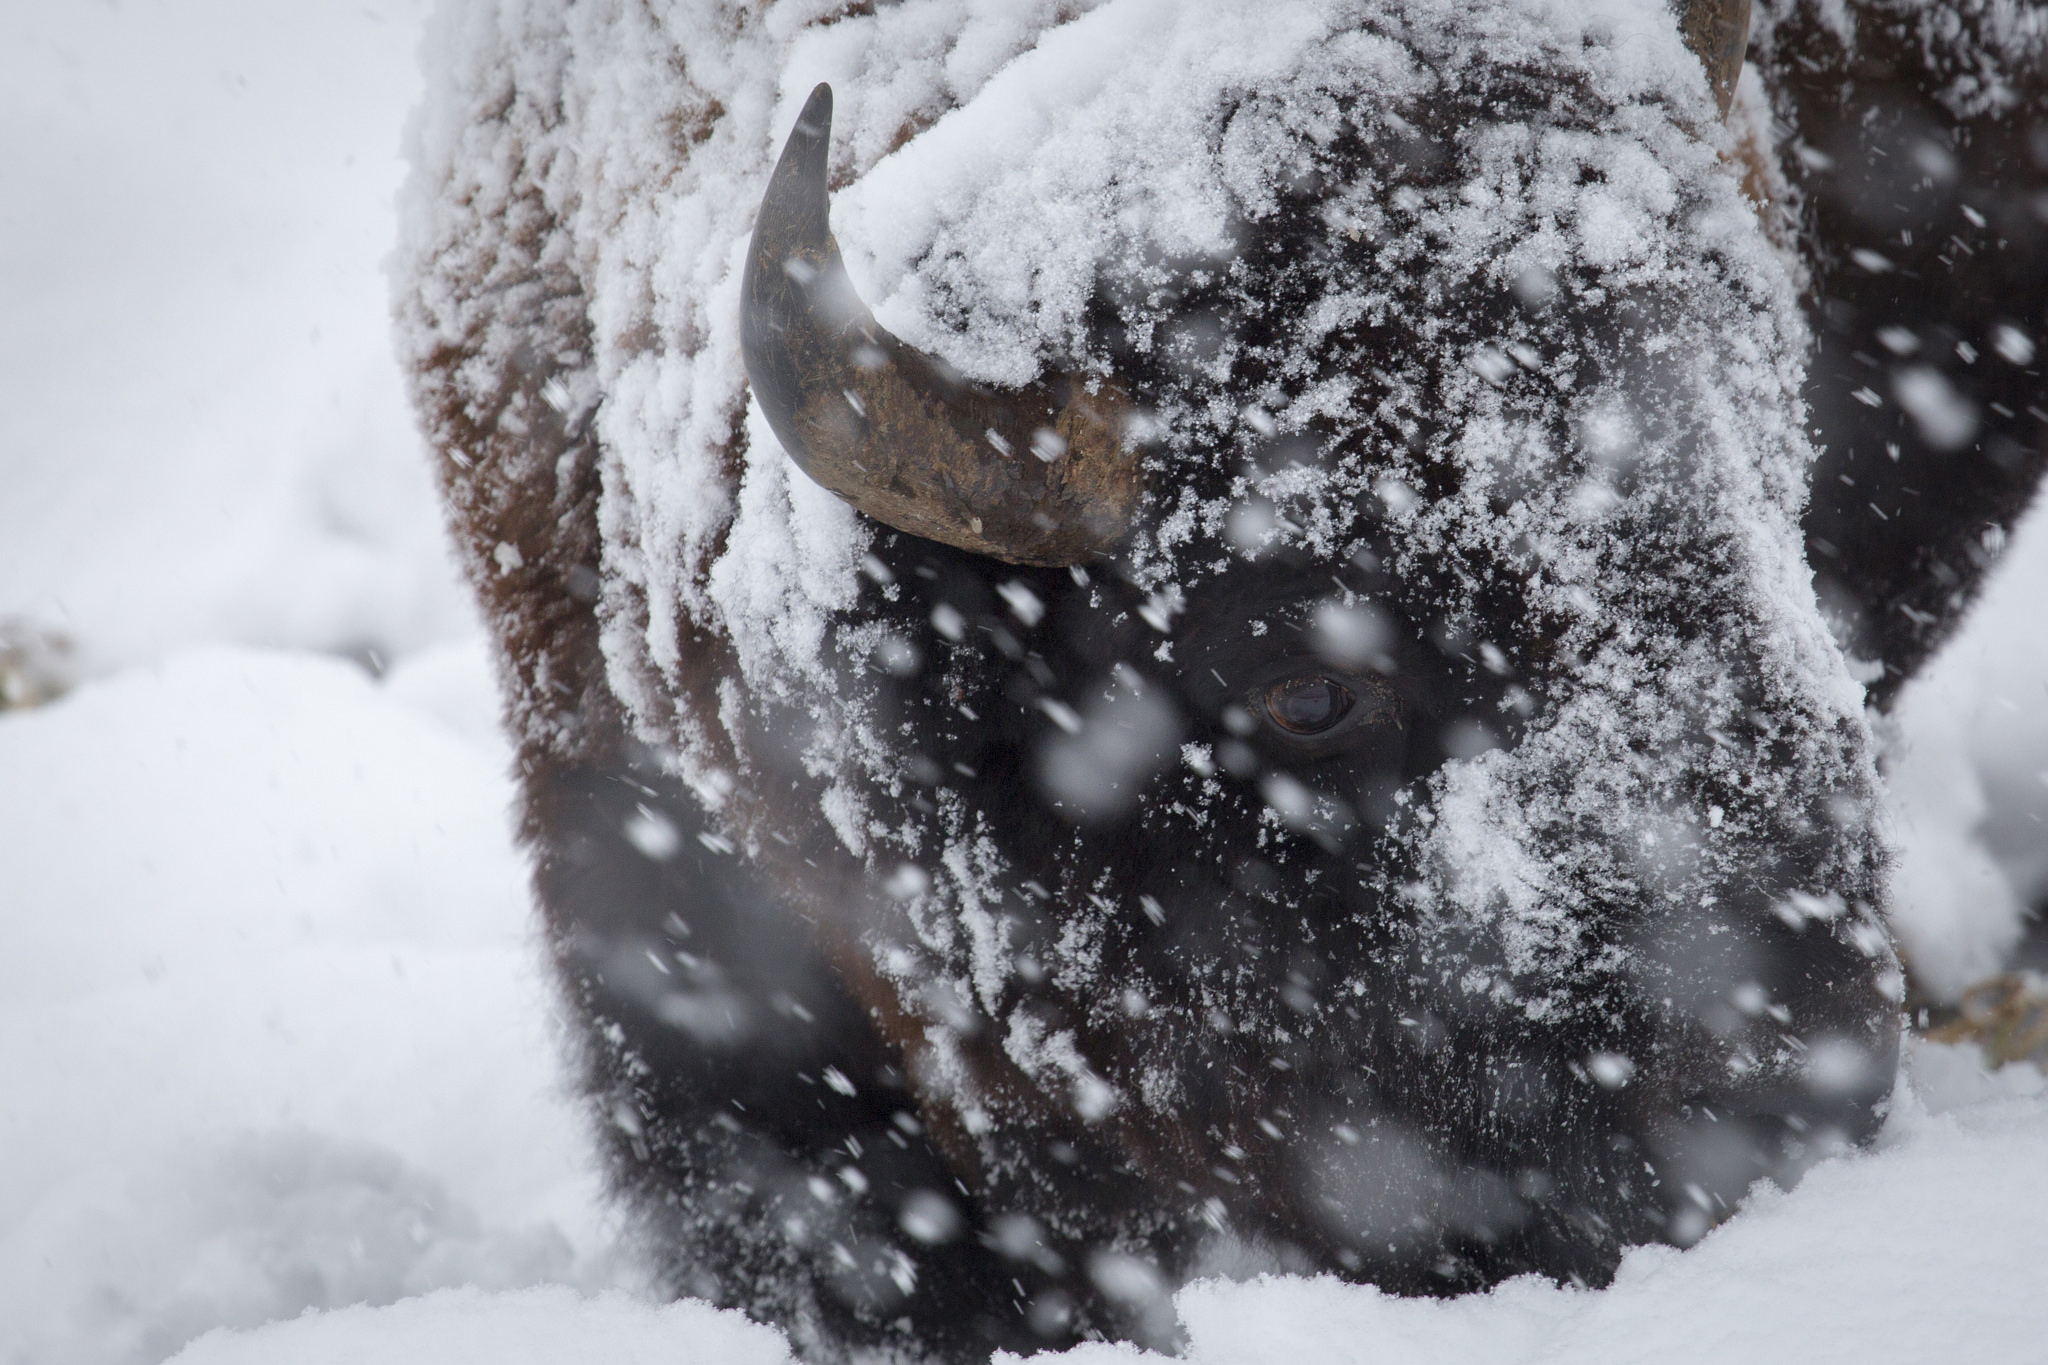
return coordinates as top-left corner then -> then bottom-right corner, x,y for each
395,0 -> 2047,1357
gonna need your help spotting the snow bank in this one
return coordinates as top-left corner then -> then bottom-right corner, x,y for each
1133,1048 -> 2048,1365
0,0 -> 468,671
168,1287 -> 792,1365
152,1043 -> 2048,1364
1888,507 -> 2048,995
0,646 -> 615,1365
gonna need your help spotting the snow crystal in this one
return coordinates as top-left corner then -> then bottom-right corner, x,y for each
1039,687 -> 1183,821
1990,322 -> 2035,366
1892,365 -> 1981,451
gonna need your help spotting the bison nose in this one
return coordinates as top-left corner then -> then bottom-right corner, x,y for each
1624,884 -> 1902,1237
1648,1018 -> 1898,1245
1616,896 -> 1902,1244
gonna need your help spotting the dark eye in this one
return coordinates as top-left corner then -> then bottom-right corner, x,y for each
1262,676 -> 1354,735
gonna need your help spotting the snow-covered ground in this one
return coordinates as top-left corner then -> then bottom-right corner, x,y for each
2,2 -> 2044,1362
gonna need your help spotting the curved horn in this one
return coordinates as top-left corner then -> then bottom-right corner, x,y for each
1677,0 -> 1752,117
741,85 -> 1142,567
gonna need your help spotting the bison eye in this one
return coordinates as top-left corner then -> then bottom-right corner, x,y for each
1261,676 -> 1353,735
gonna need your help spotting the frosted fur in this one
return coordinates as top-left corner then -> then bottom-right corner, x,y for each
1752,0 -> 2048,117
398,0 -> 1889,1217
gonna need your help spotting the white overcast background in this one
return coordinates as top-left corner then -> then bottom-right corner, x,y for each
2,2 -> 2045,1362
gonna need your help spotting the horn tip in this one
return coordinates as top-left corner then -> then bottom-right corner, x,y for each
762,81 -> 835,238
796,83 -> 833,139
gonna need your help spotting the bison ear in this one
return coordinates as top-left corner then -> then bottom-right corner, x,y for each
1675,0 -> 1751,117
1756,2 -> 2048,709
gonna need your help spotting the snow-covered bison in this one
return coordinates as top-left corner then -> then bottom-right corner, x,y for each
397,0 -> 2046,1356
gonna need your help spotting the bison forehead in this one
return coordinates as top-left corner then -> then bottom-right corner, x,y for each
834,0 -> 1721,392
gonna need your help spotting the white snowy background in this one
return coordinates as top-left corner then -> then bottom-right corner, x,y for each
1,2 -> 2044,1362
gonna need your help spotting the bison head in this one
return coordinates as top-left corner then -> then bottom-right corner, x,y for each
391,0 -> 2048,1354
722,46 -> 1894,1310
